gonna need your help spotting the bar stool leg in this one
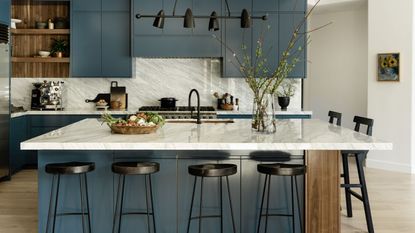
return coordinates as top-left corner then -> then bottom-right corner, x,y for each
291,177 -> 295,233
256,174 -> 269,233
198,177 -> 204,233
118,175 -> 126,233
294,176 -> 303,233
186,176 -> 197,233
149,174 -> 157,233
52,174 -> 61,233
79,175 -> 86,233
112,175 -> 122,233
145,175 -> 151,233
264,175 -> 271,233
84,174 -> 92,233
225,176 -> 236,233
46,175 -> 56,233
356,153 -> 374,233
219,177 -> 223,233
342,153 -> 353,217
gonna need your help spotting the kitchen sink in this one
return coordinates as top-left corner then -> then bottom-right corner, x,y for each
166,119 -> 235,124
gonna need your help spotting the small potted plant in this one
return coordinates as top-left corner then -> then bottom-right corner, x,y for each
277,79 -> 298,111
50,39 -> 68,58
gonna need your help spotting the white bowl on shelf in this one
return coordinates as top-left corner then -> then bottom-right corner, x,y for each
38,51 -> 51,58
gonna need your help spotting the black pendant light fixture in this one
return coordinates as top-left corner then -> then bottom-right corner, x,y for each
136,0 -> 266,31
153,10 -> 165,29
209,11 -> 219,31
241,9 -> 251,29
184,8 -> 195,28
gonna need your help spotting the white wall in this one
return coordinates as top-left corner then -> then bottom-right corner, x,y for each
367,0 -> 414,173
304,4 -> 368,129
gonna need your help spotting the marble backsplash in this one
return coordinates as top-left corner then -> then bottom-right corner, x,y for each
11,58 -> 302,112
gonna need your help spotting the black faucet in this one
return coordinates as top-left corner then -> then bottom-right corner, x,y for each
188,89 -> 202,124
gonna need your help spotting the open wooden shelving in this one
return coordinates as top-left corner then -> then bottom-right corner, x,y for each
11,29 -> 70,35
11,0 -> 70,78
12,57 -> 70,63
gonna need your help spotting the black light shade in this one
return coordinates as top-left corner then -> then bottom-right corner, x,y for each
241,9 -> 251,28
184,8 -> 195,28
153,10 -> 165,28
208,11 -> 220,31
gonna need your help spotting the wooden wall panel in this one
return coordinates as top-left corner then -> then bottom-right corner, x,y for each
305,150 -> 341,233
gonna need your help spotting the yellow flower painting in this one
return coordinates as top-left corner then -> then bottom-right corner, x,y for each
378,53 -> 400,81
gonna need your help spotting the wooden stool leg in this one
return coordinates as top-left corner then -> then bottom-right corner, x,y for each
342,153 -> 353,217
356,153 -> 374,233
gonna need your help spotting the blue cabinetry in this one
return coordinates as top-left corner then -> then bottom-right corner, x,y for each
72,12 -> 102,77
71,0 -> 132,78
279,13 -> 306,78
0,0 -> 10,25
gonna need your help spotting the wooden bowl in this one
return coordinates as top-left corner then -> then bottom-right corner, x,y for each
110,124 -> 160,134
220,104 -> 234,111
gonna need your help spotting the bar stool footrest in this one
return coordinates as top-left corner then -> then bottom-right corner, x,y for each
121,212 -> 155,216
190,214 -> 222,220
56,212 -> 91,217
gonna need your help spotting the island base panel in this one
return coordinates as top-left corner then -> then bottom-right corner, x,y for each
305,150 -> 341,233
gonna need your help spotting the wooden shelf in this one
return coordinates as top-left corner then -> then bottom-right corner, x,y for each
11,29 -> 70,35
12,57 -> 70,63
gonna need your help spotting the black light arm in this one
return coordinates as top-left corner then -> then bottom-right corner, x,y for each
224,0 -> 231,17
136,14 -> 268,20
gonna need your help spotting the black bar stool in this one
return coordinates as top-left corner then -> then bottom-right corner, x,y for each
186,163 -> 237,233
45,162 -> 95,233
341,116 -> 375,233
256,163 -> 306,233
328,110 -> 342,126
112,162 -> 160,233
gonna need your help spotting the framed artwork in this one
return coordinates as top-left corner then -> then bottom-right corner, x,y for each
378,53 -> 400,81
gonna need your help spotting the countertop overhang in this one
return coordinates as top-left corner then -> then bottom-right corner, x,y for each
21,118 -> 392,151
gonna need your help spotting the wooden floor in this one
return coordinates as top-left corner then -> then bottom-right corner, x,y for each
0,167 -> 414,233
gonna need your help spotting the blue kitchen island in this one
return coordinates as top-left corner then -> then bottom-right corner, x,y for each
21,118 -> 391,233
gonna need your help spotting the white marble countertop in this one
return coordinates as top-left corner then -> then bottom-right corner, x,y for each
21,118 -> 392,151
11,109 -> 312,118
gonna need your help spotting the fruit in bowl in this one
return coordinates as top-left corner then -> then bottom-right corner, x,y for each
101,112 -> 165,134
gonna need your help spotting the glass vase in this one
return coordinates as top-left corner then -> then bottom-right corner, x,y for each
251,93 -> 276,134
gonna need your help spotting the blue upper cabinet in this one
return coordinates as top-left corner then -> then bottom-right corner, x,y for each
279,0 -> 307,12
252,13 -> 279,76
253,0 -> 278,13
223,19 -> 251,78
72,0 -> 101,11
0,0 -> 10,25
72,12 -> 102,77
226,0 -> 251,12
279,13 -> 306,78
102,0 -> 130,11
71,0 -> 132,78
102,12 -> 132,77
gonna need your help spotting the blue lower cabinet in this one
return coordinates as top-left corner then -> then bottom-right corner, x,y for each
10,116 -> 28,173
0,0 -> 10,25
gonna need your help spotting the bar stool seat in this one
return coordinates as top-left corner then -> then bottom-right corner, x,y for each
45,162 -> 95,174
112,162 -> 160,175
257,163 -> 306,176
188,163 -> 237,177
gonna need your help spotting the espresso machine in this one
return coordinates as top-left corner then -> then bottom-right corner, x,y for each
31,81 -> 65,110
